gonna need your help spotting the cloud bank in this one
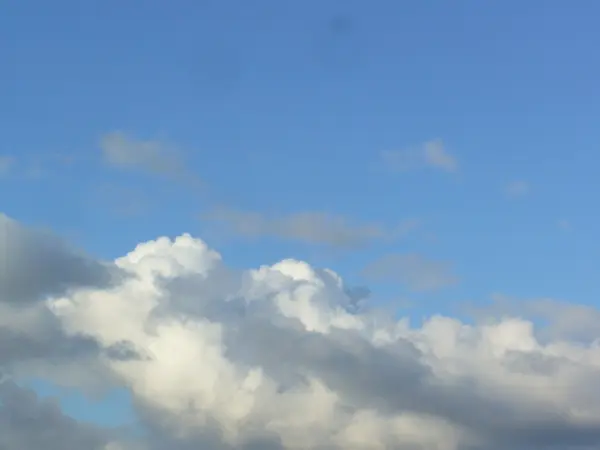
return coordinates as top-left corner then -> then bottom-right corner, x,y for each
2,214 -> 600,449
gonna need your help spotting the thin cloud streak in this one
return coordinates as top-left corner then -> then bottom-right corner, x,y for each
201,207 -> 420,248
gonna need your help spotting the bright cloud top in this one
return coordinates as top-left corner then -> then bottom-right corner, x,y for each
3,215 -> 600,449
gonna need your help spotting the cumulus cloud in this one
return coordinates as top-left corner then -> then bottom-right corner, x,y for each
362,253 -> 458,292
4,214 -> 600,449
0,214 -> 119,305
476,294 -> 600,344
0,215 -> 139,388
380,139 -> 458,173
202,208 -> 419,248
100,132 -> 200,185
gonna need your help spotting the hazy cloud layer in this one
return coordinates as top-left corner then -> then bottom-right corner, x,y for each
557,219 -> 572,231
0,156 -> 14,177
380,139 -> 458,173
93,184 -> 151,218
504,180 -> 530,197
202,208 -> 419,248
362,253 -> 459,292
3,215 -> 600,449
100,132 -> 200,185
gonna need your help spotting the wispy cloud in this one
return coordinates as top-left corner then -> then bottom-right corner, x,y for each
380,139 -> 458,174
557,218 -> 572,231
504,180 -> 530,197
0,156 -> 15,177
201,208 -> 420,248
362,253 -> 458,292
93,184 -> 151,218
100,131 -> 201,185
0,155 -> 70,181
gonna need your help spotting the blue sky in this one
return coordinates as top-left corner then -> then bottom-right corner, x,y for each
3,0 -> 600,442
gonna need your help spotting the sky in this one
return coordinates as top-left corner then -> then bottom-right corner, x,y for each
2,1 -> 600,449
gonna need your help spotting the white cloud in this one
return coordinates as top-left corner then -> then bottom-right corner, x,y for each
0,215 -> 140,395
475,294 -> 600,344
202,208 -> 419,248
505,180 -> 530,197
4,215 -> 600,448
380,139 -> 458,173
422,139 -> 458,172
99,132 -> 200,185
362,253 -> 458,292
0,215 -> 131,449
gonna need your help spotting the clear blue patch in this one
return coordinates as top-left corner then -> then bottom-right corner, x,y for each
23,378 -> 135,428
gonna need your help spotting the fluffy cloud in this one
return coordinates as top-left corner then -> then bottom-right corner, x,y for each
0,215 -> 138,389
475,294 -> 600,344
202,208 -> 419,248
380,139 -> 458,173
3,215 -> 600,449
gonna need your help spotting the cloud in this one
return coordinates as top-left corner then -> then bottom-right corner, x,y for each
362,253 -> 458,292
474,294 -> 600,344
380,139 -> 458,173
0,214 -> 120,306
201,208 -> 419,248
0,215 -> 139,384
505,180 -> 530,197
5,214 -> 600,449
0,153 -> 81,182
0,380 -> 121,450
93,184 -> 151,218
422,139 -> 458,172
100,132 -> 200,185
0,306 -> 97,368
0,156 -> 15,177
558,219 -> 571,231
